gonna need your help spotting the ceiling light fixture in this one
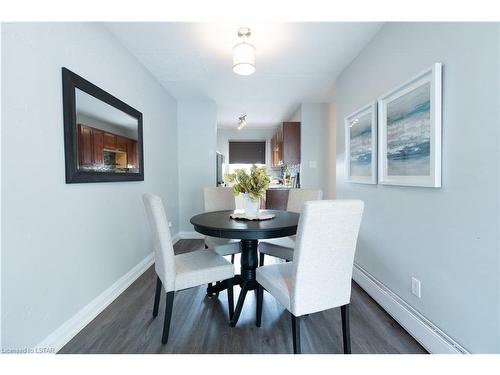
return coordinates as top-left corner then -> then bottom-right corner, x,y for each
233,27 -> 256,76
237,113 -> 247,130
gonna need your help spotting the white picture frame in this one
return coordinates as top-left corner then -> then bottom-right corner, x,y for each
344,102 -> 377,184
377,63 -> 442,187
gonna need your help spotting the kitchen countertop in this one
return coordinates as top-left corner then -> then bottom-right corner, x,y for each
267,184 -> 292,189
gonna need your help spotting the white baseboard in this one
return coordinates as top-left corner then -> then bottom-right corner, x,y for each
178,231 -> 204,240
37,253 -> 155,353
352,263 -> 469,354
171,233 -> 181,244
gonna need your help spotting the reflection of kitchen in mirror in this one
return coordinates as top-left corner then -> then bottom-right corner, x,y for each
75,89 -> 139,173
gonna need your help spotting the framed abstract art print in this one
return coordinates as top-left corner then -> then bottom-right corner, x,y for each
377,63 -> 442,187
345,102 -> 377,184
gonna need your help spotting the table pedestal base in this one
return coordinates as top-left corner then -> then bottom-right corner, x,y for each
230,239 -> 258,326
206,239 -> 260,327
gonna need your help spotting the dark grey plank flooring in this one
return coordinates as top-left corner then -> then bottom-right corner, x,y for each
59,239 -> 427,354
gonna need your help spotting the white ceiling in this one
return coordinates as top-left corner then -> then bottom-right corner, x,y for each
105,22 -> 383,129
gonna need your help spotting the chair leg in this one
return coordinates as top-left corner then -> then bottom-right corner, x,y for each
153,275 -> 162,318
206,283 -> 213,297
205,243 -> 212,297
256,283 -> 264,327
227,278 -> 234,321
161,291 -> 175,345
231,254 -> 235,264
259,253 -> 265,267
291,314 -> 301,354
341,304 -> 351,354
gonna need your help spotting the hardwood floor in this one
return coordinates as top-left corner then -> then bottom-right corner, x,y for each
59,239 -> 427,354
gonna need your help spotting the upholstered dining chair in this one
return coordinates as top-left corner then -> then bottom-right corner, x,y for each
258,188 -> 322,264
256,200 -> 364,354
143,194 -> 235,345
203,187 -> 241,264
203,187 -> 241,298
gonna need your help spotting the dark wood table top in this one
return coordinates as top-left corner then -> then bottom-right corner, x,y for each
190,209 -> 299,240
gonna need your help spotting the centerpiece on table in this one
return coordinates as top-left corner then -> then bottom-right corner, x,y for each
225,165 -> 270,219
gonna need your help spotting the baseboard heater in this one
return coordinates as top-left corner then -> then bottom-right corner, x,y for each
353,263 -> 469,354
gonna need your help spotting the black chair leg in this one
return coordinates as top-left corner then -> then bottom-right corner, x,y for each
341,304 -> 351,354
259,253 -> 265,267
231,254 -> 235,264
153,276 -> 162,318
227,278 -> 234,321
162,291 -> 175,345
291,314 -> 301,354
256,284 -> 264,327
206,283 -> 213,297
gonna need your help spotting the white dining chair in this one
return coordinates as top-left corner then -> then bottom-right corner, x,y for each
203,187 -> 241,298
256,200 -> 364,354
203,187 -> 241,264
258,188 -> 322,264
143,194 -> 235,345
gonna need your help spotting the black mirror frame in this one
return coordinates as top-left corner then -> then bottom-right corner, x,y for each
62,67 -> 144,183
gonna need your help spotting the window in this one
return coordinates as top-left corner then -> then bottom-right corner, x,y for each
229,141 -> 266,164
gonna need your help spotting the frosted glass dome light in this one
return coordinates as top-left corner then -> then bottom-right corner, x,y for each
233,28 -> 256,76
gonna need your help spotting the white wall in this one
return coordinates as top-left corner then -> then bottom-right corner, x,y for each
299,103 -> 329,194
326,100 -> 336,199
216,126 -> 278,174
335,23 -> 500,353
288,106 -> 301,122
0,23 -> 3,349
177,99 -> 217,233
1,23 -> 179,349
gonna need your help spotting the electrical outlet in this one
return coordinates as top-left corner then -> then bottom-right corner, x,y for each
168,221 -> 173,228
411,277 -> 421,298
309,160 -> 317,169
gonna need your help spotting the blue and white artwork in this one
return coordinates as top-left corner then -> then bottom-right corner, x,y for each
345,103 -> 377,184
378,63 -> 442,187
349,112 -> 373,177
386,82 -> 431,176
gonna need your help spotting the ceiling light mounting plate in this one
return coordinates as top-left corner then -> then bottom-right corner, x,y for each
237,27 -> 251,39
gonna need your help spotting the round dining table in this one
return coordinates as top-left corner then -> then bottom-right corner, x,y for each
190,209 -> 299,326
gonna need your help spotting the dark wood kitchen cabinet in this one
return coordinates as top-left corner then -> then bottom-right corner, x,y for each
271,122 -> 300,167
77,124 -> 93,166
116,136 -> 128,152
78,124 -> 104,167
127,139 -> 137,167
104,132 -> 116,150
92,129 -> 104,165
77,123 -> 138,170
282,122 -> 300,165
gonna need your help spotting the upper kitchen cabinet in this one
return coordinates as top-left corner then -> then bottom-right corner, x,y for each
92,128 -> 104,165
271,122 -> 301,167
77,124 -> 93,166
76,123 -> 139,171
103,132 -> 116,150
116,136 -> 128,152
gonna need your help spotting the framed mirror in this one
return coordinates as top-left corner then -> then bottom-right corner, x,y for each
62,67 -> 144,183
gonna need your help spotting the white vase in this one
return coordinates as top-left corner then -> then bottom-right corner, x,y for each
242,193 -> 260,218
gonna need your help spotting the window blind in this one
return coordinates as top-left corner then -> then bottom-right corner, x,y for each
229,141 -> 266,164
